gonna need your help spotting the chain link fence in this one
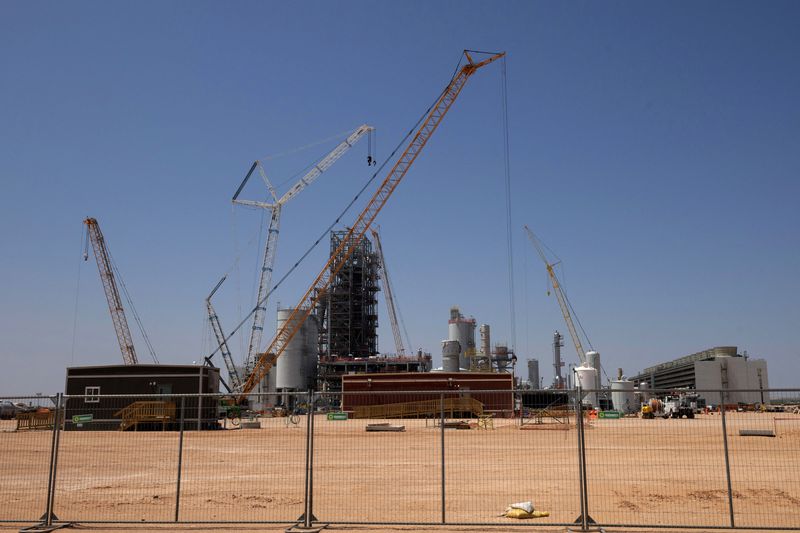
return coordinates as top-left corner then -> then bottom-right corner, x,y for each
0,388 -> 798,530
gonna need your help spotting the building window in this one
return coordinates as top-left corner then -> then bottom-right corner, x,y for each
85,386 -> 100,403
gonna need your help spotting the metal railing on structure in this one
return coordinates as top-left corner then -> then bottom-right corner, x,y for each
0,388 -> 798,531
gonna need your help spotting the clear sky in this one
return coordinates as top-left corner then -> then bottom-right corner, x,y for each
1,1 -> 799,395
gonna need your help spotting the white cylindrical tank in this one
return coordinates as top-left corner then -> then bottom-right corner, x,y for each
639,381 -> 650,402
448,309 -> 475,370
441,340 -> 461,372
575,365 -> 598,407
586,351 -> 601,390
611,379 -> 636,413
275,308 -> 318,390
480,324 -> 491,357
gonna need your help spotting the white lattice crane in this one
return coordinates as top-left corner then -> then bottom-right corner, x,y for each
231,124 -> 374,375
370,228 -> 406,356
205,276 -> 241,390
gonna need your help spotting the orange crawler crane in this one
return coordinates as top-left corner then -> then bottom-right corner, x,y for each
237,50 -> 505,402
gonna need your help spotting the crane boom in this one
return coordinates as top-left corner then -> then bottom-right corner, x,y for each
84,217 -> 138,365
232,124 -> 373,374
523,225 -> 587,365
370,228 -> 405,356
239,50 -> 505,400
206,276 -> 242,390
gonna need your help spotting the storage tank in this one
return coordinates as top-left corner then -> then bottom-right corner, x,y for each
639,381 -> 650,402
575,365 -> 598,407
611,379 -> 636,413
441,340 -> 461,372
275,308 -> 318,390
527,359 -> 540,388
586,351 -> 602,390
448,306 -> 476,370
479,324 -> 491,357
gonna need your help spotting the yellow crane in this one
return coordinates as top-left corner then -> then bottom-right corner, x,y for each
238,50 -> 505,401
523,225 -> 588,366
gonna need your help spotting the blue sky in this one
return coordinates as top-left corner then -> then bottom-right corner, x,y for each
1,1 -> 798,394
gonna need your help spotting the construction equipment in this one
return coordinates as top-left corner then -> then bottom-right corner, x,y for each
238,50 -> 505,402
523,225 -> 588,366
231,124 -> 373,375
205,276 -> 241,390
84,218 -> 158,365
663,393 -> 697,419
370,227 -> 405,356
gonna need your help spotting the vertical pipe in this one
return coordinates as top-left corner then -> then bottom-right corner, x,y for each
719,391 -> 735,528
44,393 -> 62,526
440,392 -> 445,524
174,397 -> 185,522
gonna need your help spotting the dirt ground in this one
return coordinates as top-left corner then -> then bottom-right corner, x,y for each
1,411 -> 798,530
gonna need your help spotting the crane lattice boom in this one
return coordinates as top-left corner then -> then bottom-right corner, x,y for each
232,124 -> 373,374
238,51 -> 505,400
370,228 -> 405,356
206,276 -> 241,390
84,218 -> 138,365
523,225 -> 587,365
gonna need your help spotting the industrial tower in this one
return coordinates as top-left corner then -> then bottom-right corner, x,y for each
319,230 -> 380,359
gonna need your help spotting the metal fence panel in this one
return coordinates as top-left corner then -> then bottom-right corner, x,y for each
722,390 -> 800,528
583,388 -> 731,528
445,389 -> 580,525
177,393 -> 306,523
53,394 -> 181,522
312,391 -> 443,524
0,395 -> 57,522
2,387 -> 798,530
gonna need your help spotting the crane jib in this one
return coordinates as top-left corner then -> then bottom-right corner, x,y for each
238,51 -> 505,401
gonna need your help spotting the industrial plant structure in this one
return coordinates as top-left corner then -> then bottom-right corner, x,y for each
629,346 -> 769,405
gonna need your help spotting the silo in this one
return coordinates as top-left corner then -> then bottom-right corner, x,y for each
586,351 -> 602,390
575,365 -> 598,407
441,340 -> 461,372
447,306 -> 476,370
611,380 -> 636,413
527,359 -> 540,388
479,324 -> 491,357
275,308 -> 318,390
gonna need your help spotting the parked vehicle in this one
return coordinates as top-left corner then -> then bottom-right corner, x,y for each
0,401 -> 18,419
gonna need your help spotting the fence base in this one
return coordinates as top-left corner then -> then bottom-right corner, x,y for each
567,514 -> 605,533
285,522 -> 326,533
19,517 -> 71,533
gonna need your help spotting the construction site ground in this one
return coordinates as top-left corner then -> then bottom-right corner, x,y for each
1,411 -> 798,530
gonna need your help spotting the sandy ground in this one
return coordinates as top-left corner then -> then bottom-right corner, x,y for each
1,411 -> 798,530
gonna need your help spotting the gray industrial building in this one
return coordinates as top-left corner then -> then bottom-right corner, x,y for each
629,346 -> 769,405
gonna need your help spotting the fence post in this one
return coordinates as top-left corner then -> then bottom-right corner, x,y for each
291,389 -> 319,531
576,388 -> 588,531
440,392 -> 445,524
174,397 -> 185,522
42,393 -> 63,526
719,391 -> 735,528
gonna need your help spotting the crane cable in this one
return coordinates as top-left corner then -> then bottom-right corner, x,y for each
107,252 -> 159,364
204,54 -> 467,362
70,223 -> 86,365
501,55 -> 517,353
